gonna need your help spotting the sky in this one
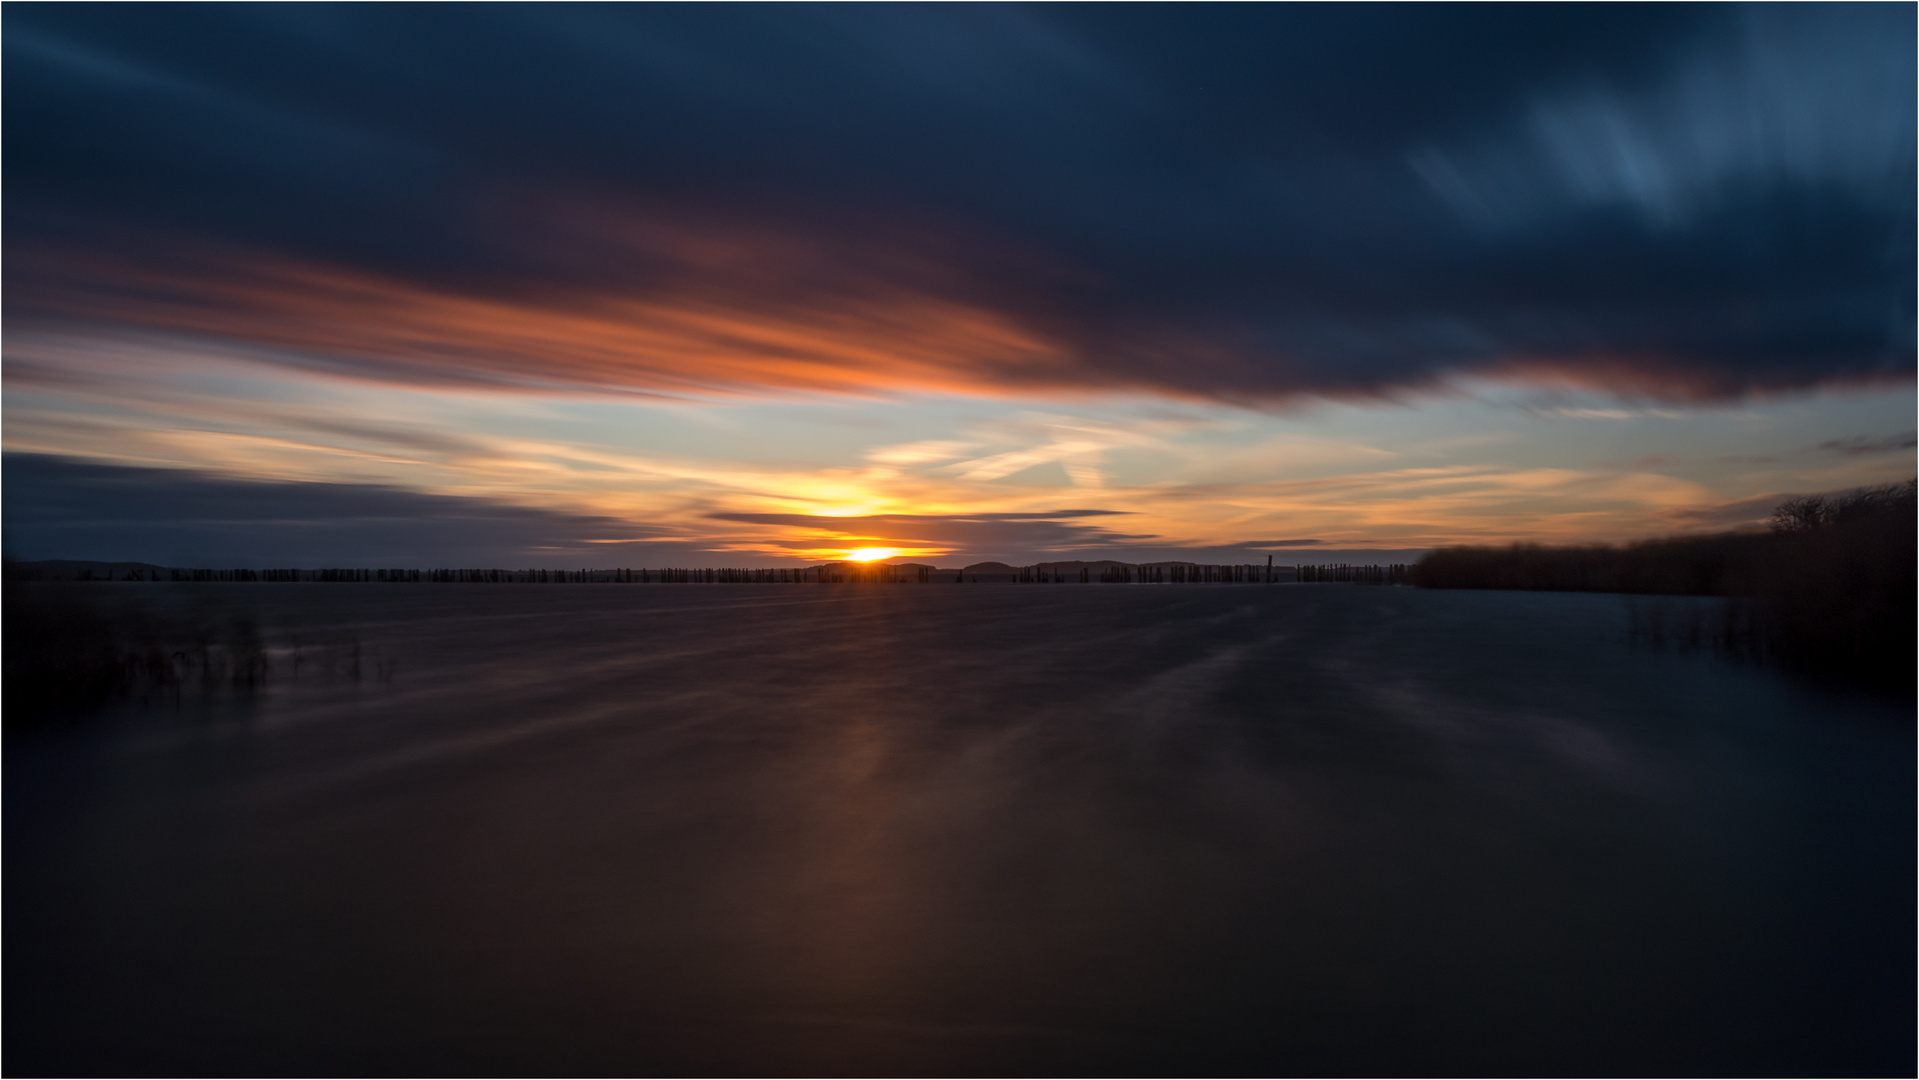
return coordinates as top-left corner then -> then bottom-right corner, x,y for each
4,3 -> 1914,568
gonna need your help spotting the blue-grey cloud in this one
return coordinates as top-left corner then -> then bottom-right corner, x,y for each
1815,433 -> 1918,457
708,510 -> 1156,554
4,456 -> 1407,568
4,4 -> 1911,401
1,453 -> 707,567
706,511 -> 1406,566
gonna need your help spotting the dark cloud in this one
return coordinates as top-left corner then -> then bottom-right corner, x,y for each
5,5 -> 1912,401
706,511 -> 1410,565
1,453 -> 707,567
1815,433 -> 1918,457
2,456 -> 1404,567
707,510 -> 1156,554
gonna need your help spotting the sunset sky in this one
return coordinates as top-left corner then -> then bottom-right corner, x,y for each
5,4 -> 1913,568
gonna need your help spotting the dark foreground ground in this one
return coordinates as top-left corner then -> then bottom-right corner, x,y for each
6,584 -> 1913,1076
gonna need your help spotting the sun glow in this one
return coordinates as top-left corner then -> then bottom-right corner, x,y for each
845,547 -> 901,562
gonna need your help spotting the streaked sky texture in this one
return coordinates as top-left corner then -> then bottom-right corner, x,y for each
5,3 -> 1913,567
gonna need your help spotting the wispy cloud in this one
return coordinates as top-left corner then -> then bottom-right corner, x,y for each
706,508 -> 1151,560
1532,407 -> 1686,421
864,440 -> 978,466
1815,432 -> 1917,456
6,314 -> 1910,564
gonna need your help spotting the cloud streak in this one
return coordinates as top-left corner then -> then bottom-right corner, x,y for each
1816,433 -> 1917,457
707,509 -> 1154,559
5,5 -> 1911,404
1,453 -> 706,567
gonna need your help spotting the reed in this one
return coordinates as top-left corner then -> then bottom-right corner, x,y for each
1412,481 -> 1915,690
2,580 -> 270,725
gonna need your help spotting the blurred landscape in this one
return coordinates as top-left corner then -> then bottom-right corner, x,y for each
10,484 -> 1908,728
4,5 -> 1913,1073
4,483 -> 1912,1073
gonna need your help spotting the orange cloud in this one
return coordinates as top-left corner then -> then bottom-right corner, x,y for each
20,211 -> 1907,409
12,248 -> 1096,401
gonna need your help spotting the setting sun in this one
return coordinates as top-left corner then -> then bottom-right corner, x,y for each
844,547 -> 900,562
